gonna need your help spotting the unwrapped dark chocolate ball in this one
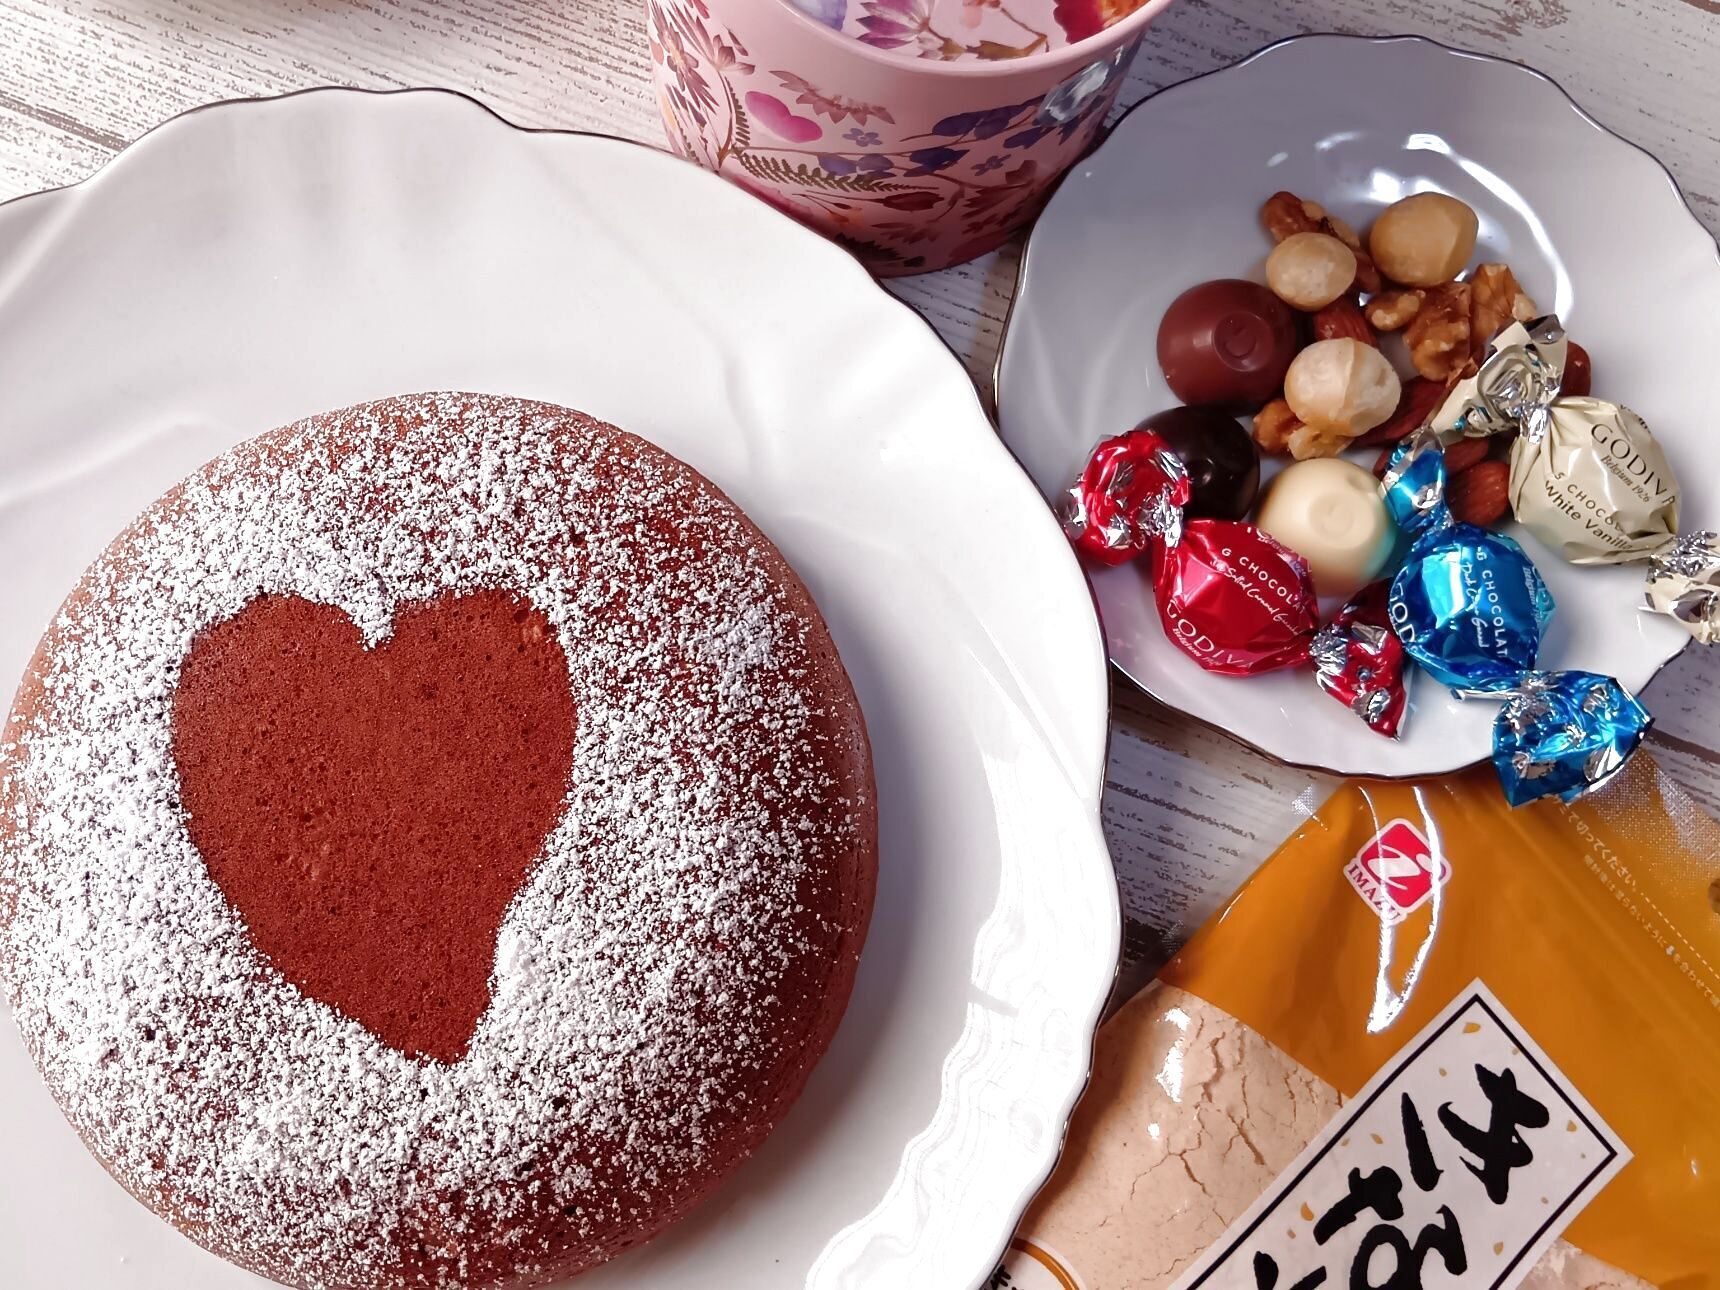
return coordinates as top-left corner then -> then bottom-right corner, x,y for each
1135,406 -> 1261,520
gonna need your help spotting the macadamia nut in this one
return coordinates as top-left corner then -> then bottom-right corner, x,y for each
1283,338 -> 1402,438
1265,233 -> 1357,310
1368,192 -> 1479,287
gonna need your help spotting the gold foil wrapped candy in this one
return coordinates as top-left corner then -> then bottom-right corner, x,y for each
1645,530 -> 1720,644
1509,396 -> 1679,565
1431,316 -> 1715,642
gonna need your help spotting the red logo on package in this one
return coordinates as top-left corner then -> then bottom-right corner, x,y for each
1343,819 -> 1450,925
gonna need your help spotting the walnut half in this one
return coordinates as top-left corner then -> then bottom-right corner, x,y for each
1365,288 -> 1423,332
1252,398 -> 1301,454
1405,281 -> 1473,381
1468,263 -> 1537,359
1257,390 -> 1364,460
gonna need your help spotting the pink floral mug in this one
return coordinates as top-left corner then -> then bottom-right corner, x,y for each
645,0 -> 1176,275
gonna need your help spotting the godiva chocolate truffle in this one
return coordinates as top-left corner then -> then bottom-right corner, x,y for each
1134,406 -> 1261,520
1254,458 -> 1395,600
1508,397 -> 1679,565
1157,279 -> 1300,411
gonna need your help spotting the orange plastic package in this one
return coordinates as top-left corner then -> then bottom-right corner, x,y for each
994,753 -> 1720,1290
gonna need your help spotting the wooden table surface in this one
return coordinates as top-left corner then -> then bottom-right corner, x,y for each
4,0 -> 1718,977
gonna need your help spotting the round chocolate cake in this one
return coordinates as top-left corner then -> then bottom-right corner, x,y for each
0,393 -> 877,1288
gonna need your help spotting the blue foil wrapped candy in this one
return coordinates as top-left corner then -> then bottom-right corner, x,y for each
1389,524 -> 1555,692
1380,427 -> 1450,538
1382,434 -> 1651,805
1494,672 -> 1651,806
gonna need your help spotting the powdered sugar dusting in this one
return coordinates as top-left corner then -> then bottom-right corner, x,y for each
0,393 -> 873,1287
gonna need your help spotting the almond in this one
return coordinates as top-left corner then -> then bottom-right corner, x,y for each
1564,341 -> 1593,397
1262,191 -> 1323,242
1447,459 -> 1510,526
1442,437 -> 1490,475
1311,297 -> 1376,346
1355,376 -> 1447,446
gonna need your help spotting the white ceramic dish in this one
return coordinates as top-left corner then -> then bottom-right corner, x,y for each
0,89 -> 1117,1290
997,33 -> 1720,777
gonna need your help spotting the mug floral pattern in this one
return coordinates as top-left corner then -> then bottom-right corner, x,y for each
845,0 -> 1056,61
840,0 -> 1148,61
647,0 -> 1139,273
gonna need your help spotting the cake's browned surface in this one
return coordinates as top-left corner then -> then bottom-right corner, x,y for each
0,393 -> 877,1288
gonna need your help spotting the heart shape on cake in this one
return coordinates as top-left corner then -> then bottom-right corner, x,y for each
171,591 -> 575,1063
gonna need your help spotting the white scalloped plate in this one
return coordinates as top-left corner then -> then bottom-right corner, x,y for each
997,34 -> 1719,777
0,89 -> 1116,1289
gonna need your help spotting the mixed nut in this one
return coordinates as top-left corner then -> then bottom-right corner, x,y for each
1133,185 -> 1587,605
1251,188 -> 1546,516
1151,187 -> 1597,540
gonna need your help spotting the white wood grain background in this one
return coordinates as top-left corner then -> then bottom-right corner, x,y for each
3,0 -> 1718,972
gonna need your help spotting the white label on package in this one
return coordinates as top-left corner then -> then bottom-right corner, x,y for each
1169,980 -> 1629,1290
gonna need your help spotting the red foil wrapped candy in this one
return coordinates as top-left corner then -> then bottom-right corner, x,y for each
1310,581 -> 1409,737
1154,520 -> 1318,675
1063,429 -> 1318,675
1060,430 -> 1191,565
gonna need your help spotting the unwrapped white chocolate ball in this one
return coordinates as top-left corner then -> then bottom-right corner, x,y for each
1368,192 -> 1479,287
1255,458 -> 1395,600
1283,338 -> 1401,438
1265,232 -> 1357,310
